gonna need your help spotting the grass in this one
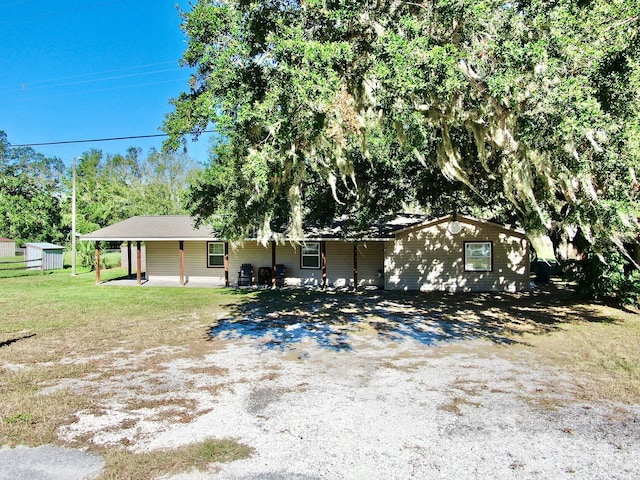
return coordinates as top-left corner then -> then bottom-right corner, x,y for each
0,269 -> 639,477
0,267 -> 256,477
97,439 -> 253,480
517,303 -> 640,402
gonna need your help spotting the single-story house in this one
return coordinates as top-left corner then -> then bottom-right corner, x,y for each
80,214 -> 530,292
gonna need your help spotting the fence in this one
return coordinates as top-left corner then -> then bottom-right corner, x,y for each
0,255 -> 46,273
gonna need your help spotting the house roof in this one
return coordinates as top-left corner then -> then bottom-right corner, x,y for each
0,238 -> 13,242
80,214 -> 429,242
392,214 -> 528,238
300,213 -> 427,241
80,213 -> 527,242
80,216 -> 215,241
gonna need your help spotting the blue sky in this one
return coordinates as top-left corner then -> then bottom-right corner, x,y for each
0,0 -> 213,165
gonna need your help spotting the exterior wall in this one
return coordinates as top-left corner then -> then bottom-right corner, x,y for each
146,241 -> 180,280
144,240 -> 385,287
0,240 -> 15,257
355,241 -> 385,288
25,245 -> 64,271
146,241 -> 227,285
120,243 -> 146,271
385,218 -> 529,292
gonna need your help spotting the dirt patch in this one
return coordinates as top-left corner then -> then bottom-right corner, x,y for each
48,335 -> 639,479
2,287 -> 639,479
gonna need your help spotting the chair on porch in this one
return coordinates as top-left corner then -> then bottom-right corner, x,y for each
274,264 -> 286,287
238,263 -> 253,286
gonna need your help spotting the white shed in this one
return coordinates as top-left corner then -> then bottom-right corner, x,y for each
25,242 -> 65,271
0,238 -> 16,257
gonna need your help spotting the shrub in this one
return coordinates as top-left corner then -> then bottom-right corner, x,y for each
565,247 -> 640,308
619,270 -> 640,308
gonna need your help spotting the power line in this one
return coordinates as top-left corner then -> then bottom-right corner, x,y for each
11,131 -> 216,147
4,60 -> 178,91
17,68 -> 183,92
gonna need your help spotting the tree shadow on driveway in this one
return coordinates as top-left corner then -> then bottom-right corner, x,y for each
209,285 -> 619,351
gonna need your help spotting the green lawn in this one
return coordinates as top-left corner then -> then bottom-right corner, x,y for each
0,267 -> 253,336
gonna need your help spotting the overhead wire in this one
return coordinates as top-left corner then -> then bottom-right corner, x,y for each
3,60 -> 178,91
11,130 -> 217,147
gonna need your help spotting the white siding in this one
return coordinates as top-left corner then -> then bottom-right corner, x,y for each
146,241 -> 226,285
355,241 -> 385,288
25,244 -> 64,271
0,240 -> 15,257
385,218 -> 529,292
120,243 -> 146,271
144,240 -> 386,288
146,241 -> 180,281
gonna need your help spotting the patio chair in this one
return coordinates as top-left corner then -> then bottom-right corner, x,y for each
274,264 -> 286,287
238,263 -> 253,286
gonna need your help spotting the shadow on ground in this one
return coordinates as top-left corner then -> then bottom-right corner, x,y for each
208,284 -> 617,351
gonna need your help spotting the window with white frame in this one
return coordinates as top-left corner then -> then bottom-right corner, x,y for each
464,241 -> 492,272
207,242 -> 225,268
301,242 -> 321,269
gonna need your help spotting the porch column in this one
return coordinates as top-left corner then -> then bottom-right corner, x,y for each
353,242 -> 358,291
95,243 -> 101,285
321,241 -> 327,289
136,242 -> 142,285
271,240 -> 276,287
127,241 -> 132,279
179,240 -> 185,286
224,242 -> 229,287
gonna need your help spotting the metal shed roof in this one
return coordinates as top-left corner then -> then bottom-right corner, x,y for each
24,242 -> 65,250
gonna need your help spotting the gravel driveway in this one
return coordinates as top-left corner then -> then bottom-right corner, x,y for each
2,292 -> 639,479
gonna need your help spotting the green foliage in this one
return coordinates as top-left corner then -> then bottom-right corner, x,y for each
618,270 -> 640,308
0,131 -> 64,245
565,247 -> 640,307
60,147 -> 202,235
164,0 -> 640,251
76,240 -> 96,270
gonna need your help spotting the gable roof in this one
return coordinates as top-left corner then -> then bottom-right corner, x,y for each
393,213 -> 528,238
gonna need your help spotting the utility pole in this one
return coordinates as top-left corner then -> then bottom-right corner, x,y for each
71,157 -> 77,276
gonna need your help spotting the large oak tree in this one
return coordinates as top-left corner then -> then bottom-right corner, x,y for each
164,0 -> 640,255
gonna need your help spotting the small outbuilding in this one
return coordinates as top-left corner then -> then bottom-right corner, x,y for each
25,242 -> 65,271
0,238 -> 16,257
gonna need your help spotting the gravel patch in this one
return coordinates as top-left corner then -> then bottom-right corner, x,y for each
3,303 -> 639,480
52,332 -> 640,480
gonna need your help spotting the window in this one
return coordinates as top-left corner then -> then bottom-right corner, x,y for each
207,242 -> 225,268
301,242 -> 321,269
464,241 -> 492,272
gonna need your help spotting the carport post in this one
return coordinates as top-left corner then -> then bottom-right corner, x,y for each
179,240 -> 185,286
321,241 -> 327,289
127,241 -> 132,279
95,244 -> 101,285
353,242 -> 358,291
224,242 -> 229,287
136,242 -> 142,285
271,240 -> 276,288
